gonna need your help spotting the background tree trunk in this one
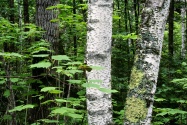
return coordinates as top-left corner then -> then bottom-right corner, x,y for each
168,0 -> 174,63
30,0 -> 59,123
181,2 -> 186,59
86,0 -> 113,124
124,0 -> 171,124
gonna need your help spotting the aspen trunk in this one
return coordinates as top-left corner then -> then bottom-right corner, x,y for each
86,0 -> 113,124
124,0 -> 171,124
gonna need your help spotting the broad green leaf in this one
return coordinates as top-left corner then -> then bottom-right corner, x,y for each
90,66 -> 104,70
68,69 -> 83,74
52,55 -> 70,61
182,62 -> 187,66
67,113 -> 83,119
51,107 -> 76,115
88,79 -> 102,83
113,15 -> 121,20
32,54 -> 49,57
55,99 -> 71,103
10,78 -> 19,83
41,87 -> 56,92
154,98 -> 166,102
82,83 -> 100,89
67,80 -> 82,84
3,115 -> 12,120
66,61 -> 82,65
49,90 -> 63,94
0,52 -> 22,57
41,100 -> 54,105
9,104 -> 35,112
3,90 -> 10,98
0,79 -> 5,84
99,88 -> 118,93
30,61 -> 51,68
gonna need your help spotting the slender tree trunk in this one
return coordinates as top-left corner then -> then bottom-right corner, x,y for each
73,0 -> 77,58
9,0 -> 14,23
86,0 -> 113,124
134,0 -> 139,34
168,0 -> 174,61
23,0 -> 29,24
181,5 -> 186,59
124,0 -> 171,124
4,1 -> 16,124
30,0 -> 59,123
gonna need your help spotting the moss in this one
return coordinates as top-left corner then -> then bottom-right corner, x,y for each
125,97 -> 147,123
129,67 -> 144,90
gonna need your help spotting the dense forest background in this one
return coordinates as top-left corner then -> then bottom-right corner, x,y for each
0,0 -> 187,125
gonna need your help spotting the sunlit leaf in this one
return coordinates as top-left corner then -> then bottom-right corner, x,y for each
9,104 -> 35,112
30,61 -> 51,68
41,87 -> 56,92
52,55 -> 70,61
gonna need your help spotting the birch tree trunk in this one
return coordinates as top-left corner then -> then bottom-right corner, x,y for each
181,5 -> 186,59
124,0 -> 171,124
86,0 -> 113,124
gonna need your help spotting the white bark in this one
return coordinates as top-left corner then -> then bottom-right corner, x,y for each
124,0 -> 171,124
86,0 -> 113,125
181,7 -> 186,59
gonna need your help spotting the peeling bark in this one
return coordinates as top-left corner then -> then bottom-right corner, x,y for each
124,0 -> 171,124
86,0 -> 113,124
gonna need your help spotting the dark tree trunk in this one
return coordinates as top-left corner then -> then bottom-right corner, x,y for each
29,0 -> 59,123
134,0 -> 139,34
8,0 -> 14,23
23,0 -> 29,24
168,0 -> 174,60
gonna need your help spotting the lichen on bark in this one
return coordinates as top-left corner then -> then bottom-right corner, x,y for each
124,97 -> 147,123
129,67 -> 144,90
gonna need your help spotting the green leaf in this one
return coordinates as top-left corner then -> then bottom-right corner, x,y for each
51,107 -> 76,115
3,115 -> 12,120
10,78 -> 19,83
90,66 -> 104,70
41,100 -> 54,105
67,80 -> 82,84
99,88 -> 118,93
0,52 -> 22,57
55,99 -> 71,103
67,113 -> 83,119
30,61 -> 51,68
9,104 -> 35,112
66,61 -> 82,65
113,15 -> 121,20
0,79 -> 5,84
154,98 -> 166,102
3,90 -> 10,98
49,90 -> 63,94
32,54 -> 49,57
82,83 -> 100,89
88,79 -> 103,83
52,55 -> 70,61
41,87 -> 56,92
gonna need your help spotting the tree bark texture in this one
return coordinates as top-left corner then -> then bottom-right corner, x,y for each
181,4 -> 186,59
86,0 -> 113,124
30,0 -> 59,123
36,0 -> 59,53
124,0 -> 171,124
168,0 -> 174,59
